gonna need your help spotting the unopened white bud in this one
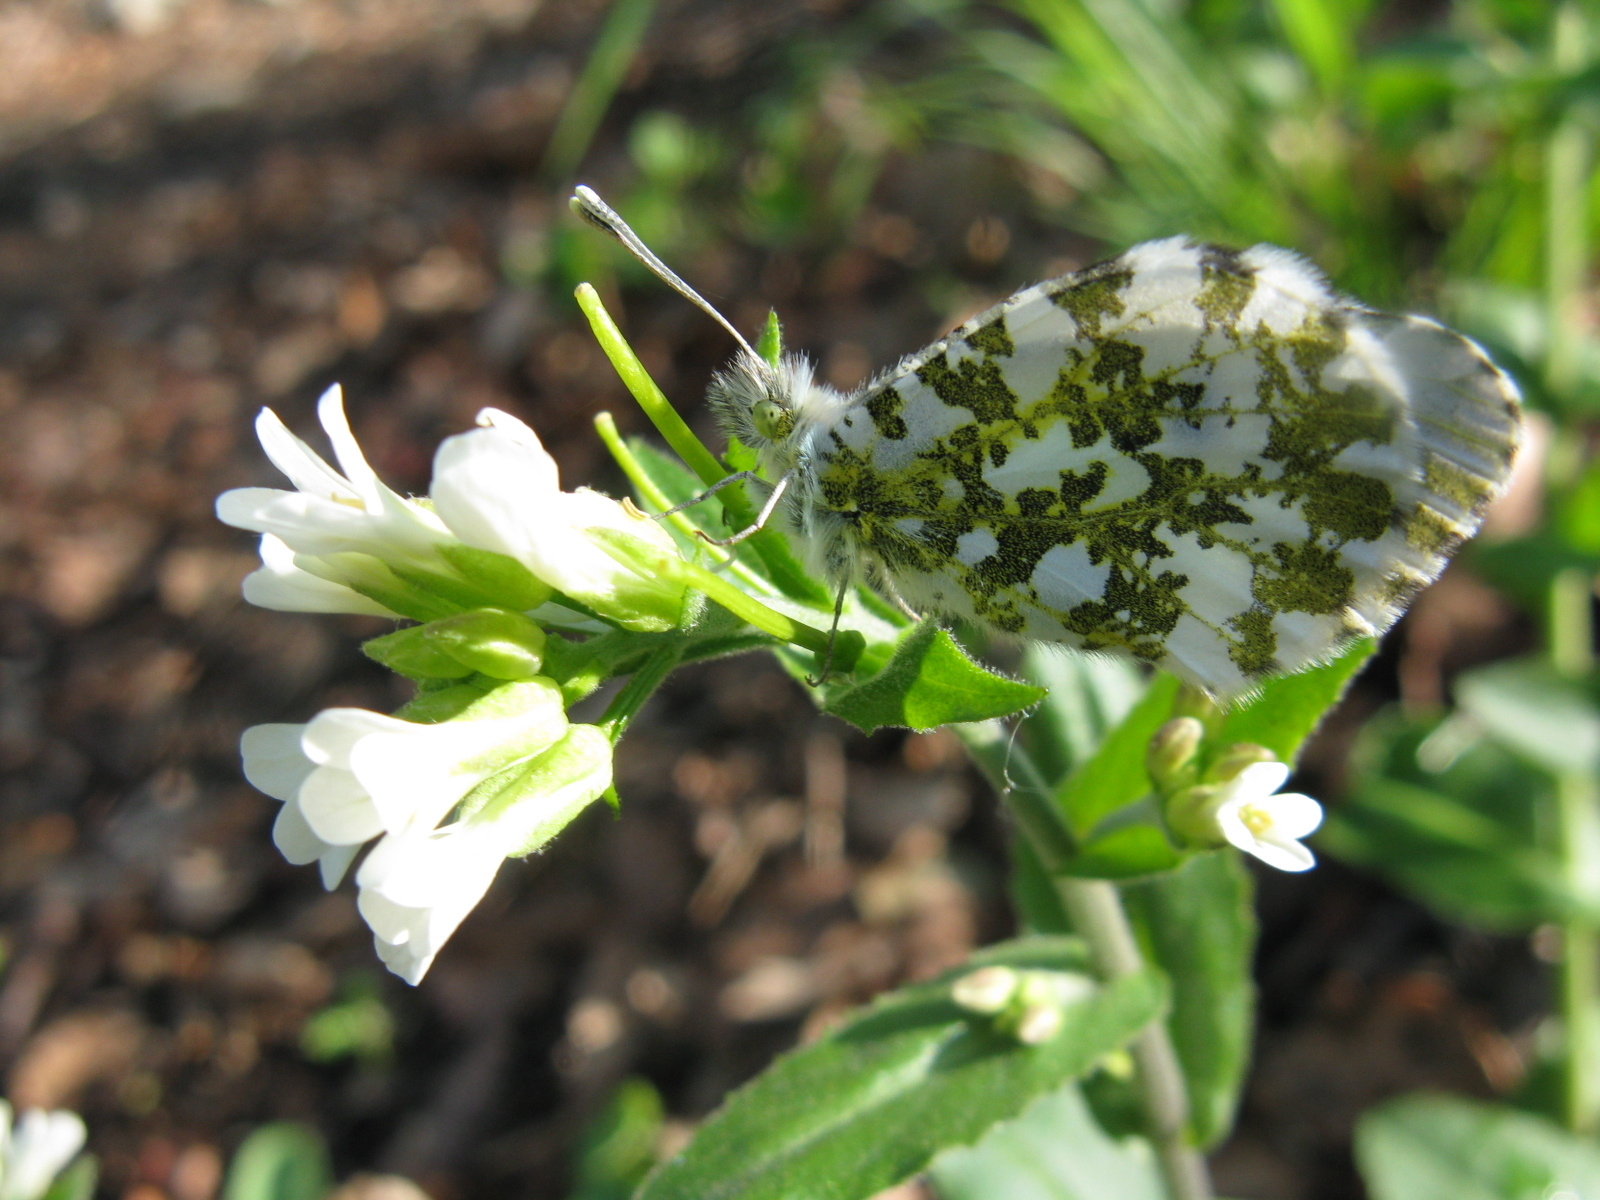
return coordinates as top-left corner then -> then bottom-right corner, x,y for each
952,966 -> 1018,1014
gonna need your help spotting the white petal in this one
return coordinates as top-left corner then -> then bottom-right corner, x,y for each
1215,802 -> 1258,857
1264,791 -> 1323,840
318,843 -> 359,890
1249,836 -> 1316,873
254,408 -> 357,502
301,709 -> 416,767
6,1109 -> 85,1200
240,552 -> 397,617
316,384 -> 382,507
1234,760 -> 1291,800
272,798 -> 334,866
430,425 -> 561,564
241,724 -> 314,801
297,767 -> 386,844
563,488 -> 676,553
373,932 -> 432,986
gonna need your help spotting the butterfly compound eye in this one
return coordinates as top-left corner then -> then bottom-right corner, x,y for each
751,398 -> 793,441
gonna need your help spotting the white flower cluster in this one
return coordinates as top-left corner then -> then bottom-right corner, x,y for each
221,387 -> 688,983
0,1102 -> 85,1200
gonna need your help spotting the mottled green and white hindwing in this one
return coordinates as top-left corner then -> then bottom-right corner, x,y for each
802,237 -> 1521,698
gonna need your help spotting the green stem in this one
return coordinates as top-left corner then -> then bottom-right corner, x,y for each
593,412 -> 762,586
1553,568 -> 1600,1133
599,640 -> 684,741
954,721 -> 1213,1200
576,283 -> 733,491
1547,2 -> 1599,1134
575,283 -> 830,604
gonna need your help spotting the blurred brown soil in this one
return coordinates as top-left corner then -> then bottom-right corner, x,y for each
0,3 -> 1551,1199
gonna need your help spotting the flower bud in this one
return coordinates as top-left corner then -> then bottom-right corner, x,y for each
363,624 -> 476,680
425,608 -> 547,679
1146,717 -> 1204,795
951,966 -> 1019,1014
1015,1003 -> 1064,1045
430,411 -> 691,632
1203,742 -> 1275,784
1165,784 -> 1226,848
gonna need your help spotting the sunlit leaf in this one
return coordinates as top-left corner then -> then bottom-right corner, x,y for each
637,938 -> 1165,1200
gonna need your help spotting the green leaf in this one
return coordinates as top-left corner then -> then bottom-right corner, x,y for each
1356,1093 -> 1600,1200
823,622 -> 1046,733
39,1157 -> 97,1200
1216,639 -> 1376,763
1054,673 -> 1181,839
1018,647 -> 1146,784
222,1124 -> 332,1200
1454,655 -> 1600,775
568,1078 -> 665,1200
1123,852 -> 1256,1147
929,1081 -> 1164,1200
1063,820 -> 1185,880
1320,708 -> 1581,929
637,937 -> 1166,1200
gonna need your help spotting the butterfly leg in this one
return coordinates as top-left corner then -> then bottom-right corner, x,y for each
652,470 -> 766,518
700,474 -> 790,547
805,579 -> 851,687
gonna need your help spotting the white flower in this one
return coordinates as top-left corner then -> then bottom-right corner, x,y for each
430,409 -> 689,631
357,723 -> 614,984
240,679 -> 568,883
357,819 -> 508,985
217,383 -> 453,565
1213,761 -> 1323,873
0,1101 -> 86,1200
240,534 -> 400,617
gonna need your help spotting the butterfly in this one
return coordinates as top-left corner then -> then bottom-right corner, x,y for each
573,189 -> 1521,699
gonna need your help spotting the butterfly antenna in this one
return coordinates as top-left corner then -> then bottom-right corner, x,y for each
570,186 -> 761,364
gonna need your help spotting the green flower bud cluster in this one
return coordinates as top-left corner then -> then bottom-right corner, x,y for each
1144,719 -> 1324,874
950,966 -> 1096,1045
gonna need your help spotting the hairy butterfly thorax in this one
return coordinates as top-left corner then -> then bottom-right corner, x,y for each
572,189 -> 1522,699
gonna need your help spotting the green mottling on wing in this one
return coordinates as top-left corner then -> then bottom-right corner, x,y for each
1424,452 -> 1495,512
1050,267 -> 1133,337
1251,542 -> 1354,615
966,316 -> 1016,358
1195,246 -> 1256,327
865,387 -> 908,440
1404,503 -> 1463,555
916,354 -> 1021,426
1228,608 -> 1279,676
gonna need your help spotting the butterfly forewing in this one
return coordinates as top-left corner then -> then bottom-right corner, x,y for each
806,238 -> 1521,698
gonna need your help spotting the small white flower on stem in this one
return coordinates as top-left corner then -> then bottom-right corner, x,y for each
358,724 -> 614,984
1213,761 -> 1323,873
0,1101 -> 86,1200
430,409 -> 690,632
239,679 -> 569,884
217,383 -> 453,564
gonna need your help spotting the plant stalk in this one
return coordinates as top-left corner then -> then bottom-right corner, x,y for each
1547,1 -> 1599,1135
1553,568 -> 1600,1134
955,720 -> 1213,1200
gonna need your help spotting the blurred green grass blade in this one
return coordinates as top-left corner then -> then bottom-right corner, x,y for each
1268,0 -> 1361,92
543,0 -> 657,181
